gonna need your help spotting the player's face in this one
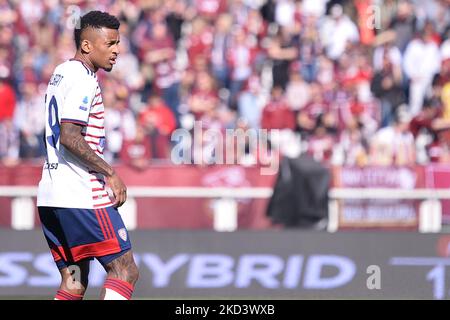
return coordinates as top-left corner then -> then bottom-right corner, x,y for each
91,28 -> 120,72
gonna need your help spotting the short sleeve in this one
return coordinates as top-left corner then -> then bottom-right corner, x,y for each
60,70 -> 96,126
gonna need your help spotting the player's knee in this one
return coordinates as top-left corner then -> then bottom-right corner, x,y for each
110,261 -> 139,285
106,252 -> 139,285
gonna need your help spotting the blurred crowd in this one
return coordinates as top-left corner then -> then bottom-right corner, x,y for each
0,0 -> 450,169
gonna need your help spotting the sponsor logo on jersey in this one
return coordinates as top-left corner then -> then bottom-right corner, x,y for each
79,105 -> 88,111
99,137 -> 106,148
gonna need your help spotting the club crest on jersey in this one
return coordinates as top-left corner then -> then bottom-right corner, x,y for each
83,96 -> 89,104
118,228 -> 127,241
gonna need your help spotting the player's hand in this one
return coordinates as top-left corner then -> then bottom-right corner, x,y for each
107,172 -> 127,208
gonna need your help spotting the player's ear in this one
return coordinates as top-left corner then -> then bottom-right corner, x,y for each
80,39 -> 92,54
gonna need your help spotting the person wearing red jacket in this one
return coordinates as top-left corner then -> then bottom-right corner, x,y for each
138,94 -> 177,159
0,74 -> 16,121
261,85 -> 296,130
0,72 -> 19,165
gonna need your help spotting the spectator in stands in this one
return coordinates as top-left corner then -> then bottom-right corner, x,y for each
370,106 -> 416,166
139,94 -> 177,159
372,34 -> 402,72
409,98 -> 442,163
338,115 -> 369,166
319,3 -> 359,61
195,0 -> 228,21
14,80 -> 45,159
164,0 -> 194,47
274,0 -> 295,29
297,15 -> 322,83
104,85 -> 137,162
389,0 -> 417,53
237,71 -> 264,129
261,85 -> 296,131
144,21 -> 181,123
371,51 -> 406,127
307,115 -> 336,163
377,0 -> 397,32
0,66 -> 18,166
210,13 -> 233,91
403,21 -> 441,116
227,27 -> 257,107
267,26 -> 298,90
0,66 -> 15,123
441,29 -> 450,64
186,16 -> 214,66
296,82 -> 331,137
188,70 -> 220,120
286,65 -> 311,112
120,124 -> 151,170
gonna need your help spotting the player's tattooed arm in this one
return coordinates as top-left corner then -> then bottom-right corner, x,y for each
60,122 -> 114,177
60,122 -> 127,207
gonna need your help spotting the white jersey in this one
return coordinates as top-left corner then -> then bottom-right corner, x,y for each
37,59 -> 112,209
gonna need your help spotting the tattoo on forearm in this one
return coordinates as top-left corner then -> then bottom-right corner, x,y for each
60,123 -> 113,177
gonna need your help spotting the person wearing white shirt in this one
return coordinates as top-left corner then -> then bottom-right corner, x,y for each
403,23 -> 441,116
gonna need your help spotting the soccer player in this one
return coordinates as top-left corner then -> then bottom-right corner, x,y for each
37,11 -> 139,300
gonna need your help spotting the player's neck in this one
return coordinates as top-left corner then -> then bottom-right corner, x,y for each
72,53 -> 97,73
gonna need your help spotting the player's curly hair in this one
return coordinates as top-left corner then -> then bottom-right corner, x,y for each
74,11 -> 120,49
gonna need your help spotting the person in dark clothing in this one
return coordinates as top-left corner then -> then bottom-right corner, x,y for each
371,52 -> 406,127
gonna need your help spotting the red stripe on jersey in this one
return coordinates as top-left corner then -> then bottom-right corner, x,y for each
87,141 -> 100,146
87,124 -> 104,129
90,111 -> 104,116
92,100 -> 103,107
94,201 -> 113,208
92,187 -> 105,192
89,114 -> 104,119
90,178 -> 105,183
83,133 -> 104,138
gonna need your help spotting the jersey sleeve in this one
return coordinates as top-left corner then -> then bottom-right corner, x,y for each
60,70 -> 97,126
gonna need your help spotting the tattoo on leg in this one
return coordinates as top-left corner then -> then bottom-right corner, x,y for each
105,251 -> 138,284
